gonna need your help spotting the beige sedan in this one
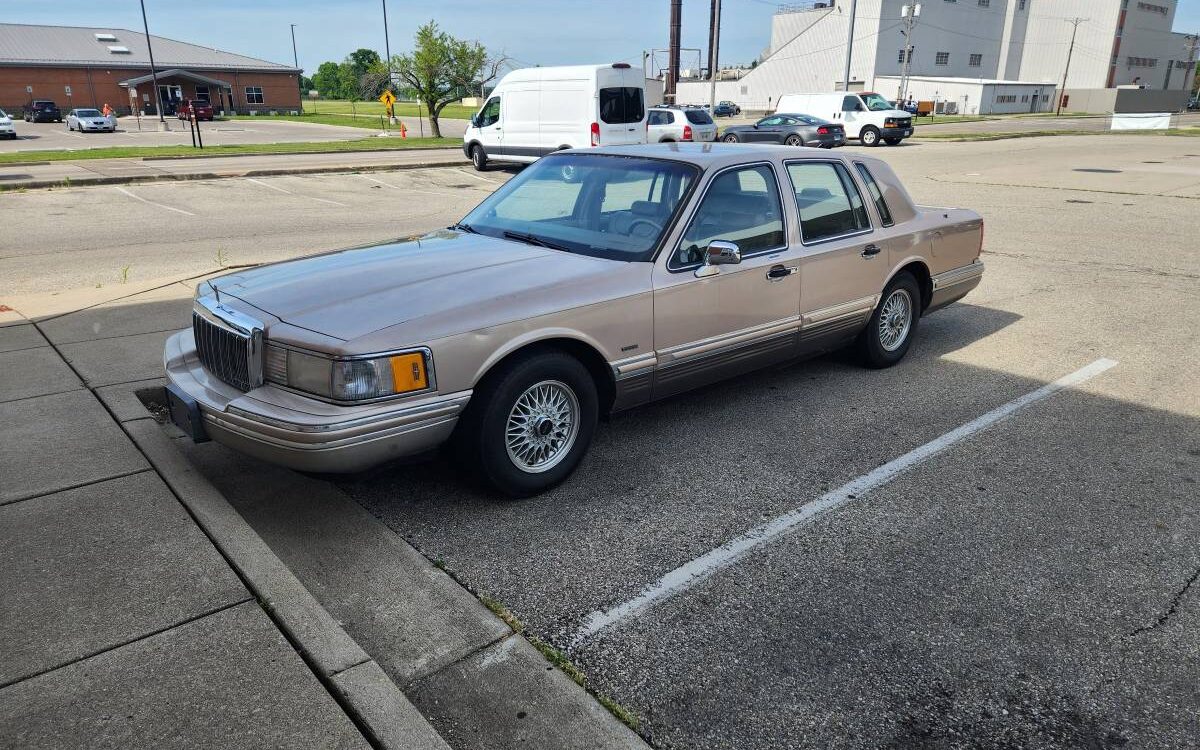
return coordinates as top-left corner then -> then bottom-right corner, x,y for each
165,144 -> 984,495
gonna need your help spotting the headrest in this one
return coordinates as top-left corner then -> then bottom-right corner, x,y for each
631,200 -> 660,216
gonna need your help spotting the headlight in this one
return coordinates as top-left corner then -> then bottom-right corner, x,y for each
265,345 -> 432,402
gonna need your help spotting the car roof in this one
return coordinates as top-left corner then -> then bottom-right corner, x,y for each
564,142 -> 873,170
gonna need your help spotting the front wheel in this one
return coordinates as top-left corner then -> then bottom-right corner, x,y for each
470,143 -> 488,171
722,133 -> 739,143
856,272 -> 921,368
860,126 -> 881,147
883,137 -> 903,146
453,350 -> 598,496
784,134 -> 803,146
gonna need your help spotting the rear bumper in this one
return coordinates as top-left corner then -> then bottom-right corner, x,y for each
163,330 -> 470,473
928,260 -> 984,313
807,134 -> 845,148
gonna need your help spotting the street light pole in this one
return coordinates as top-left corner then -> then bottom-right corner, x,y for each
1057,17 -> 1087,117
382,0 -> 398,125
290,24 -> 303,113
842,0 -> 858,91
139,0 -> 167,129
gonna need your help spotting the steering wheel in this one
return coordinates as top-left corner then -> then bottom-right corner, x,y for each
626,217 -> 664,238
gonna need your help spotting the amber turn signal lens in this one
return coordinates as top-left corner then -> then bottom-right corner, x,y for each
389,352 -> 428,393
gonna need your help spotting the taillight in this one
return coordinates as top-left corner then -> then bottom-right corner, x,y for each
683,124 -> 693,141
978,219 -> 985,259
590,121 -> 600,147
817,126 -> 829,135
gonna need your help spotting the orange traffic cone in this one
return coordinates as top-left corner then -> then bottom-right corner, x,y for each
400,121 -> 407,138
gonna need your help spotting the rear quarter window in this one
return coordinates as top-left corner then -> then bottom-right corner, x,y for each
854,163 -> 894,227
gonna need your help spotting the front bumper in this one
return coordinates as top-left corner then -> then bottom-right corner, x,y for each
163,330 -> 471,473
79,121 -> 114,131
882,126 -> 914,139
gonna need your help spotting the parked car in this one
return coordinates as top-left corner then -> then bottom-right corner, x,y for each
23,100 -> 62,123
66,108 -> 116,132
164,144 -> 984,495
775,92 -> 913,146
647,106 -> 717,142
721,100 -> 742,114
0,109 -> 15,139
711,102 -> 736,117
893,100 -> 920,116
720,113 -> 845,148
1189,95 -> 1199,111
463,63 -> 647,170
177,99 -> 214,121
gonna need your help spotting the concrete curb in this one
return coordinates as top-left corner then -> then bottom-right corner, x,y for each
123,415 -> 451,750
0,158 -> 471,192
141,145 -> 461,161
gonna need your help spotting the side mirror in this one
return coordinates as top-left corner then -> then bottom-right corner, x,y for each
470,114 -> 480,128
695,241 -> 741,277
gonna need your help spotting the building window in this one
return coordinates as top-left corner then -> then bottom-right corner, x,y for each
1019,0 -> 1027,9
1042,94 -> 1050,102
936,52 -> 950,65
194,85 -> 210,103
1127,56 -> 1158,68
898,49 -> 913,63
996,95 -> 1018,103
245,86 -> 264,104
978,0 -> 990,6
1021,94 -> 1030,102
969,54 -> 983,67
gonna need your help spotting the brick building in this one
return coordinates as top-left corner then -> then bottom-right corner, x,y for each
0,23 -> 301,116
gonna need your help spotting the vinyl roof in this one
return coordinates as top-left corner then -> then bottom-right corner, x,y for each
0,23 -> 296,72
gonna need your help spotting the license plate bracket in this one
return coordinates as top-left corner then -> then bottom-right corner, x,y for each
165,383 -> 210,443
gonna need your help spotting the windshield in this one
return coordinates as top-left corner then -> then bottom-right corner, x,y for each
458,153 -> 698,262
77,109 -> 102,117
861,93 -> 893,112
0,109 -> 7,118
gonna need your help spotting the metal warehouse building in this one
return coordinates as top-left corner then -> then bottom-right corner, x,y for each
0,23 -> 301,116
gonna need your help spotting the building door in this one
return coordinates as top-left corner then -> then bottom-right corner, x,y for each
158,84 -> 182,114
1030,89 -> 1040,113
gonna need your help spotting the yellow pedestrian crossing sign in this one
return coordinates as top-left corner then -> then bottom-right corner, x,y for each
380,90 -> 396,107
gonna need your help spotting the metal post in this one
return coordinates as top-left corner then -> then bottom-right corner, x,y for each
1057,18 -> 1087,117
708,0 -> 722,112
139,0 -> 167,129
382,0 -> 397,124
290,24 -> 303,113
667,0 -> 682,104
842,0 -> 858,91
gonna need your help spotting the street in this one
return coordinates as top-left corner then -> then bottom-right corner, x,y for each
4,134 -> 1194,748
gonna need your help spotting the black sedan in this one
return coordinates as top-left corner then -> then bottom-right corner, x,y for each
720,113 -> 844,148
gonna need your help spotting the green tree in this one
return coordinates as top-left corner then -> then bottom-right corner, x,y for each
312,61 -> 342,98
347,48 -> 382,79
392,21 -> 505,137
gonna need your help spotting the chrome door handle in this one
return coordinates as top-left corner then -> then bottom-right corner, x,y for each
861,244 -> 882,258
766,265 -> 797,281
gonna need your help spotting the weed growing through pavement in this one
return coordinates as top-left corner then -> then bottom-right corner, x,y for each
120,265 -> 131,283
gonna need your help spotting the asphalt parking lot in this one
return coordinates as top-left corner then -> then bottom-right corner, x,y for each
3,135 -> 1198,749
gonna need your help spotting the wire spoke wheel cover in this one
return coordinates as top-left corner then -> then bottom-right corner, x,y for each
505,380 -> 581,473
878,288 -> 913,352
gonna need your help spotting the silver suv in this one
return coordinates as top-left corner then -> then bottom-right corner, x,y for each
647,106 -> 718,143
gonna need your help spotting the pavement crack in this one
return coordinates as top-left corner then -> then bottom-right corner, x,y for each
1127,562 -> 1200,637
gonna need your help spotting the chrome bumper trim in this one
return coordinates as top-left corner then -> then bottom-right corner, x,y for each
932,261 -> 985,291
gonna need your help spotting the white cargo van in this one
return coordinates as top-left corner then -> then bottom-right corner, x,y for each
774,91 -> 914,147
462,63 -> 647,170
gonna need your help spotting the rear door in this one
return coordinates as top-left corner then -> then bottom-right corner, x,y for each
596,68 -> 645,145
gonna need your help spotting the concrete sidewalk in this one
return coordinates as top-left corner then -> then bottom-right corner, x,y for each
0,278 -> 648,750
0,147 -> 467,191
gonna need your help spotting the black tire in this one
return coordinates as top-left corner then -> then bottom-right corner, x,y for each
470,143 -> 488,171
722,133 -> 739,143
452,350 -> 598,497
855,272 -> 921,368
860,126 -> 881,147
883,137 -> 903,146
784,134 -> 803,146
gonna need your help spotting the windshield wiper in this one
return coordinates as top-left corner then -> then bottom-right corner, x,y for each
502,230 -> 570,252
449,222 -> 479,234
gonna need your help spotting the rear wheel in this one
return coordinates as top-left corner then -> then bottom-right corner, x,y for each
856,272 -> 921,368
860,126 -> 882,147
784,134 -> 803,146
470,143 -> 488,171
453,350 -> 598,496
722,133 -> 739,143
883,137 -> 903,146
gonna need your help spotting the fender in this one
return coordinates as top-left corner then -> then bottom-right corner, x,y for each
470,326 -> 614,387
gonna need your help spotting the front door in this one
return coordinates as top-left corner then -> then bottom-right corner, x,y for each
475,95 -> 502,152
749,116 -> 785,143
651,162 -> 801,399
784,159 -> 887,349
840,94 -> 865,138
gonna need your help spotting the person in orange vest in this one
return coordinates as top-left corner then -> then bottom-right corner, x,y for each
102,102 -> 114,126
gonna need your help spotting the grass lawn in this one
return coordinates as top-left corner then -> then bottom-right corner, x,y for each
0,136 -> 460,164
912,116 -> 998,127
914,128 -> 1200,141
226,113 -> 404,130
300,99 -> 476,120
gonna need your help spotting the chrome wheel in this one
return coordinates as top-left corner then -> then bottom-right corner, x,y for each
878,288 -> 913,352
505,380 -> 580,474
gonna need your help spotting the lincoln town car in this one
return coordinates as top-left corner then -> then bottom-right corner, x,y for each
164,144 -> 984,495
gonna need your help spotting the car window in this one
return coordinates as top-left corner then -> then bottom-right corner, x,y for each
674,164 -> 786,267
478,97 -> 500,127
77,109 -> 101,117
648,111 -> 668,126
599,87 -> 645,124
758,116 -> 782,126
841,96 -> 862,112
684,109 -> 713,125
787,162 -> 871,243
854,163 -> 894,227
461,154 -> 697,262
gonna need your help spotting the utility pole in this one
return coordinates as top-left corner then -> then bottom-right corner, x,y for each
1183,34 -> 1199,101
667,0 -> 682,104
1057,17 -> 1087,117
139,0 -> 167,129
842,0 -> 858,91
290,24 -> 302,113
897,3 -> 921,103
708,0 -> 722,112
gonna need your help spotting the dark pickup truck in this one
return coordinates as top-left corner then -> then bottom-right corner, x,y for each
24,100 -> 62,123
176,100 -> 214,121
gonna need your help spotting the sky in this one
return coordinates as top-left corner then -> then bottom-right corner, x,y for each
2,0 -> 1198,76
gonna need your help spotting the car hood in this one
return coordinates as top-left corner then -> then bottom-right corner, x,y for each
210,230 -> 646,344
876,109 -> 913,118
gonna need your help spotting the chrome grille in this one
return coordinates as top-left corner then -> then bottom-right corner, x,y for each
192,311 -> 254,391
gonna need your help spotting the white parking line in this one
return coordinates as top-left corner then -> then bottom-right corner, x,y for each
111,185 -> 196,216
244,177 -> 348,207
358,174 -> 469,198
572,357 -> 1120,646
455,167 -> 506,184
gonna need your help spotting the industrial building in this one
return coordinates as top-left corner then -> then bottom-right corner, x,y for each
675,0 -> 1198,114
0,23 -> 302,116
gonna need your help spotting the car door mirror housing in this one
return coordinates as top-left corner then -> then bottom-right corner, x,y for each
708,240 -> 741,265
